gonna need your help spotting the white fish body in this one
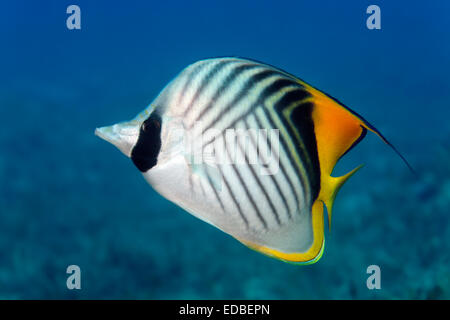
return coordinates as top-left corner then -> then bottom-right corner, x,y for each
96,57 -> 401,264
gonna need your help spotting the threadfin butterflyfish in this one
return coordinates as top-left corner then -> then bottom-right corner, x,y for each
95,57 -> 412,265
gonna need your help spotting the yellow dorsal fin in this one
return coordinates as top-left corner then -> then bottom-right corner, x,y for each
299,79 -> 413,229
303,85 -> 373,228
309,91 -> 366,176
299,79 -> 415,173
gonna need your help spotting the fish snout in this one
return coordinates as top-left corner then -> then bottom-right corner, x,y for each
95,120 -> 141,157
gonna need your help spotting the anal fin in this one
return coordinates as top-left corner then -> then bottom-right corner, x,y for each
320,164 -> 363,230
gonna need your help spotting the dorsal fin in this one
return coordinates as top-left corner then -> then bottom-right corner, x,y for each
299,80 -> 414,227
356,116 -> 416,175
309,84 -> 415,174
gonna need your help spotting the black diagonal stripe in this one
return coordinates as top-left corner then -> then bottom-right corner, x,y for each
189,64 -> 260,128
274,88 -> 311,111
192,72 -> 314,211
224,137 -> 268,230
273,92 -> 320,202
260,107 -> 305,210
238,121 -> 282,226
198,82 -> 313,205
245,117 -> 291,220
183,60 -> 233,118
199,78 -> 298,149
217,164 -> 249,229
226,96 -> 312,208
289,102 -> 320,201
204,163 -> 225,211
177,60 -> 214,107
200,69 -> 279,136
257,79 -> 296,101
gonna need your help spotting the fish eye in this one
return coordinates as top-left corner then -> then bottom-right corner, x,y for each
142,117 -> 160,132
152,119 -> 160,129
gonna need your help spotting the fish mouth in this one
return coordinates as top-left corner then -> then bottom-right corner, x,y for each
95,120 -> 141,157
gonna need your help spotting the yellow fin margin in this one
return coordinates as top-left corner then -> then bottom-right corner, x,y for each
239,200 -> 325,265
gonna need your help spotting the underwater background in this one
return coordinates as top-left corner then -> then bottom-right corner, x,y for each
1,0 -> 449,299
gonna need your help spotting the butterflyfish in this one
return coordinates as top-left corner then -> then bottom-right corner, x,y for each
95,57 -> 412,265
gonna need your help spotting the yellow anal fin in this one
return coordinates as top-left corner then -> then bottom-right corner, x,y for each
239,200 -> 325,265
321,165 -> 363,230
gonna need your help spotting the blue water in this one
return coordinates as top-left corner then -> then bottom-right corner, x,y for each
1,0 -> 449,299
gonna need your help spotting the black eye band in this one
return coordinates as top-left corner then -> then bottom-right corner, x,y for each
131,113 -> 162,172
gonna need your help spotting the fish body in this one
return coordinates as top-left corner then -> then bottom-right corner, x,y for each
96,57 -> 408,264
